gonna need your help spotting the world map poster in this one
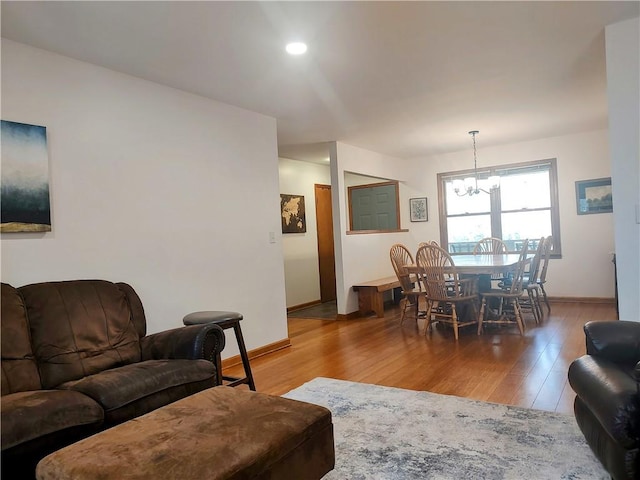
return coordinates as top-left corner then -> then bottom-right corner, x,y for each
281,194 -> 306,233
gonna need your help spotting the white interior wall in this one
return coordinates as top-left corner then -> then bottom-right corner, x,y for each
605,17 -> 640,321
278,157 -> 330,308
1,40 -> 288,359
404,129 -> 615,300
344,172 -> 389,187
332,142 -> 415,315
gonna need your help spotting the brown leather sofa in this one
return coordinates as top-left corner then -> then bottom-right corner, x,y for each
1,280 -> 226,479
568,320 -> 640,480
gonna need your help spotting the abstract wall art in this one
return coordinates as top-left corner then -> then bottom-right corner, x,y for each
1,120 -> 52,232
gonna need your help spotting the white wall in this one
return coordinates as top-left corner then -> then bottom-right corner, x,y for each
605,17 -> 640,321
278,157 -> 330,308
344,172 -> 390,187
1,40 -> 288,359
405,129 -> 615,300
332,141 -> 417,314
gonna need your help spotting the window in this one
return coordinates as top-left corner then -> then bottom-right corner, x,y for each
437,159 -> 561,255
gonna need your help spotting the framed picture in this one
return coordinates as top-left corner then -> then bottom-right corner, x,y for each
281,194 -> 306,233
1,120 -> 52,232
409,197 -> 428,222
575,177 -> 613,215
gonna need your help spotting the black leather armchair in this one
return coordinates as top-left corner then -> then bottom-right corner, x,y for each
568,320 -> 640,480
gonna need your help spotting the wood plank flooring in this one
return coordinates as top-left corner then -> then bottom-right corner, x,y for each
224,301 -> 617,414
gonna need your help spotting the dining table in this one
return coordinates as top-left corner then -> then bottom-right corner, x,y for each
411,252 -> 532,324
449,253 -> 528,275
408,253 -> 530,293
406,253 -> 528,277
451,253 -> 532,292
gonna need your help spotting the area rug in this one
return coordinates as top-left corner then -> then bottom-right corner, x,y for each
283,377 -> 607,479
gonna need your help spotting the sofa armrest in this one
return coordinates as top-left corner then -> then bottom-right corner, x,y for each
140,324 -> 225,363
568,355 -> 640,447
584,320 -> 640,365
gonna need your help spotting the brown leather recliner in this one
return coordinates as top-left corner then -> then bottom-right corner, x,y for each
1,280 -> 226,479
568,320 -> 640,480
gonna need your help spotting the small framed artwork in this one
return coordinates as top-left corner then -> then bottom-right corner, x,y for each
281,194 -> 306,233
575,177 -> 613,215
409,197 -> 428,222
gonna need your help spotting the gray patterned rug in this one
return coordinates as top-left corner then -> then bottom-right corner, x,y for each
283,377 -> 607,479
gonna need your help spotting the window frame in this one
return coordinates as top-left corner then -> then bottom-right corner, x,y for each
437,158 -> 562,257
347,180 -> 408,234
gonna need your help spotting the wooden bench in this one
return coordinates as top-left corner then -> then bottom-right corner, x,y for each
352,276 -> 401,318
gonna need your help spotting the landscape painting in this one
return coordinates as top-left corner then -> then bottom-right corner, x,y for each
575,177 -> 613,215
281,194 -> 306,233
1,120 -> 52,232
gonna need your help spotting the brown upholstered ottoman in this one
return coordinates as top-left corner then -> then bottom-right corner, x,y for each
35,386 -> 334,480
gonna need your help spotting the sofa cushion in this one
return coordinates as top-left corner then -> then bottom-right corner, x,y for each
57,359 -> 215,411
1,283 -> 42,395
19,280 -> 142,388
1,390 -> 104,450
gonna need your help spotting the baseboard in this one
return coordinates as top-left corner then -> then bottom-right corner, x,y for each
548,296 -> 615,305
221,338 -> 291,369
287,300 -> 322,313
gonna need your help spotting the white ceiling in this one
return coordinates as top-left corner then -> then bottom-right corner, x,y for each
2,1 -> 638,163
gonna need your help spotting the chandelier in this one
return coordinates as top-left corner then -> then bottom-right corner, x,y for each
453,130 -> 500,196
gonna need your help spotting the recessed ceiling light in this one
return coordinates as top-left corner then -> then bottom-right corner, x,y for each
286,42 -> 307,55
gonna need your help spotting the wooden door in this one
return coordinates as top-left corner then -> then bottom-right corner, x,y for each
315,184 -> 336,302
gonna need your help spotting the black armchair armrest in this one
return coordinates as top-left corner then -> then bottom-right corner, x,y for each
584,320 -> 640,365
140,324 -> 225,363
568,356 -> 640,447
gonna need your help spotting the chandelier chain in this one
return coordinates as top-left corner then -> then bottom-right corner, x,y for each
453,130 -> 498,197
469,130 -> 479,192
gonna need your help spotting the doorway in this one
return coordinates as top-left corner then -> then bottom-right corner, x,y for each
314,184 -> 336,303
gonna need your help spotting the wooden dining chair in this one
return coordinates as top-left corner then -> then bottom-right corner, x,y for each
499,237 -> 544,324
389,244 -> 425,325
536,236 -> 553,313
418,240 -> 440,249
477,239 -> 530,335
523,237 -> 546,323
415,243 -> 478,340
472,237 -> 508,255
473,237 -> 509,287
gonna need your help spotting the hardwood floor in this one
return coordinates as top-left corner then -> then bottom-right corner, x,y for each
225,301 -> 617,414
